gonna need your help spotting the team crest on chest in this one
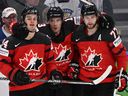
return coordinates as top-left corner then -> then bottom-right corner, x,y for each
19,50 -> 43,72
81,47 -> 103,71
54,44 -> 71,62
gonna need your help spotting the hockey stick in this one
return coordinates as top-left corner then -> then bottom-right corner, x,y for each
0,76 -> 94,85
32,79 -> 94,85
32,65 -> 112,85
0,65 -> 112,85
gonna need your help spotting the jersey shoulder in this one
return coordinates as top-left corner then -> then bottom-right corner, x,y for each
1,36 -> 21,50
102,27 -> 120,41
37,24 -> 51,35
72,24 -> 85,42
36,32 -> 51,45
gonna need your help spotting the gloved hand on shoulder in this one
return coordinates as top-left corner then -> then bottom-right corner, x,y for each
49,70 -> 63,89
68,63 -> 79,79
12,23 -> 29,40
99,13 -> 115,30
9,68 -> 31,85
114,70 -> 128,92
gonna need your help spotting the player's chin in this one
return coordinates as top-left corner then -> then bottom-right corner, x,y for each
87,26 -> 94,29
29,27 -> 36,32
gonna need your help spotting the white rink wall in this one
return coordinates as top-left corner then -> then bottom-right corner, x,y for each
0,72 -> 9,96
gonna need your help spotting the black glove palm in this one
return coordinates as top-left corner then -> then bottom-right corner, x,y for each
68,63 -> 79,79
12,23 -> 29,40
99,14 -> 115,30
49,70 -> 62,89
9,69 -> 31,85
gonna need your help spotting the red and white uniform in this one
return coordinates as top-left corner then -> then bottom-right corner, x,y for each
72,23 -> 127,83
39,18 -> 78,76
0,32 -> 56,91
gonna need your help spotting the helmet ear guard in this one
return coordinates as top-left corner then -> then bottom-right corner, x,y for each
47,6 -> 64,21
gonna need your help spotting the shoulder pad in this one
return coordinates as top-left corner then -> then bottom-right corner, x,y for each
1,36 -> 20,49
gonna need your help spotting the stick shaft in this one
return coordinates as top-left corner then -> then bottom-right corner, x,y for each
31,79 -> 94,85
0,65 -> 112,85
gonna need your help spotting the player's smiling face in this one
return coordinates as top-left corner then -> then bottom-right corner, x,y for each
25,14 -> 38,32
49,17 -> 62,35
83,14 -> 97,29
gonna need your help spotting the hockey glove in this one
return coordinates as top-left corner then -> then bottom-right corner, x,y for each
68,63 -> 79,79
49,70 -> 63,89
114,70 -> 128,92
12,23 -> 29,40
99,14 -> 114,30
9,69 -> 31,85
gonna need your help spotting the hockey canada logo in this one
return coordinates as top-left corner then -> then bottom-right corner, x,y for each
81,47 -> 102,70
19,50 -> 43,72
54,44 -> 71,62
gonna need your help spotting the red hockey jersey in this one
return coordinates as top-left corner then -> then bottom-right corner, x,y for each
0,32 -> 56,91
72,24 -> 127,83
39,18 -> 78,76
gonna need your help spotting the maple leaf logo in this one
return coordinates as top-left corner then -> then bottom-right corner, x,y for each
54,44 -> 71,62
19,50 -> 43,72
81,47 -> 102,68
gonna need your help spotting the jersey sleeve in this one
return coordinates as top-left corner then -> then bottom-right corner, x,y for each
0,39 -> 14,78
44,41 -> 57,76
108,27 -> 127,71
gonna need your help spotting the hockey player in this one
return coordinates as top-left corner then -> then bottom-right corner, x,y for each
0,7 -> 17,44
0,7 -> 62,96
71,3 -> 128,96
39,6 -> 80,96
